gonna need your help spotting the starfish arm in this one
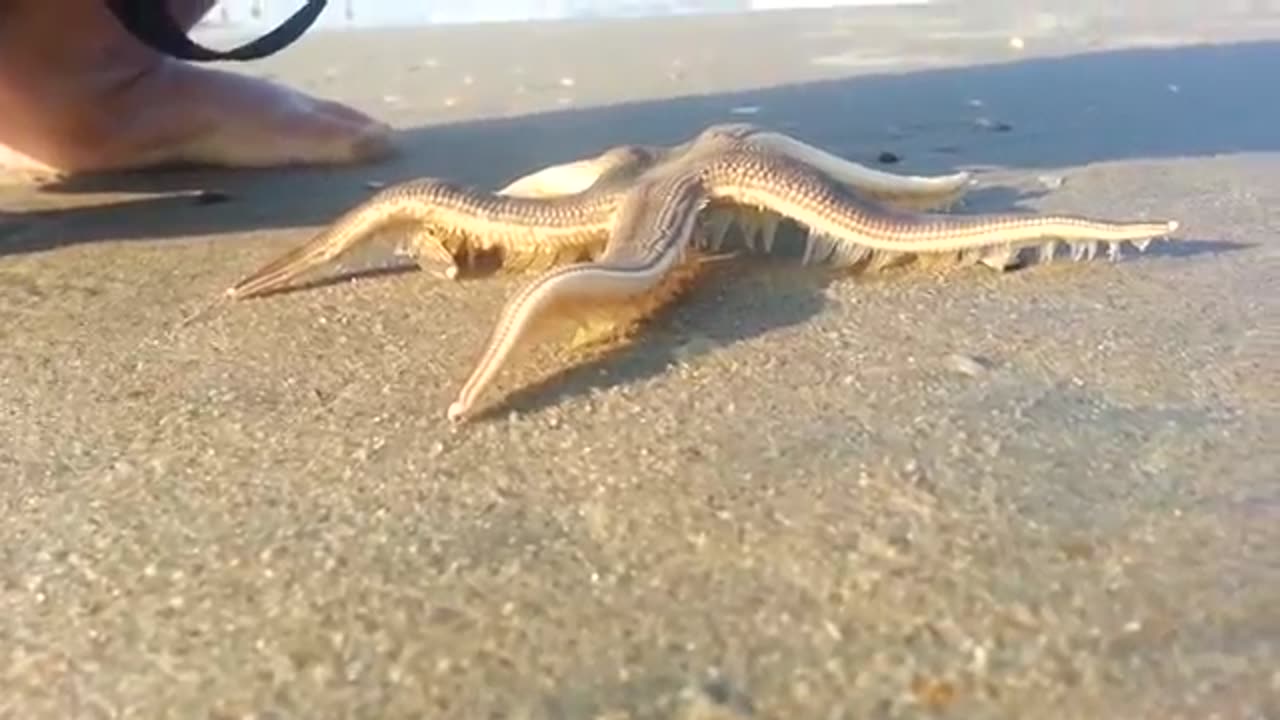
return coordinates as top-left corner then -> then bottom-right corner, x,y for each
740,129 -> 973,211
226,177 -> 620,299
448,173 -> 708,421
497,144 -> 674,199
497,156 -> 618,198
699,150 -> 1179,268
498,125 -> 972,211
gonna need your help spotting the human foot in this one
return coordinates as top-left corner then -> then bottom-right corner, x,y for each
0,0 -> 394,177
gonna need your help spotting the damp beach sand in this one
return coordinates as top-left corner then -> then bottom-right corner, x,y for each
2,2 -> 1278,717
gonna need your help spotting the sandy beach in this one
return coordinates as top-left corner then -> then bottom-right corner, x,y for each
2,2 -> 1278,718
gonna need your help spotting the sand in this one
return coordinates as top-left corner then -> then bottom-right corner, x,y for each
2,2 -> 1278,718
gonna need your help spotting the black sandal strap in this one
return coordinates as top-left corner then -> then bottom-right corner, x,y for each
104,0 -> 327,62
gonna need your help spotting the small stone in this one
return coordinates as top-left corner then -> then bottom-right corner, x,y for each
876,151 -> 900,164
192,189 -> 231,205
945,353 -> 993,377
108,459 -> 137,479
971,644 -> 989,673
911,675 -> 957,710
975,117 -> 1013,132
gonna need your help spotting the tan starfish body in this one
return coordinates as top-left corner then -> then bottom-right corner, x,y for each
226,123 -> 1178,422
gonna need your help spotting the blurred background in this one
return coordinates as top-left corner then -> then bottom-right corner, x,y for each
195,0 -> 930,29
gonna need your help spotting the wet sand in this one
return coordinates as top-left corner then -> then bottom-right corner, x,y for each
3,2 -> 1279,718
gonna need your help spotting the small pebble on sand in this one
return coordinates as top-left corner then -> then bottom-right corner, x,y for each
974,117 -> 1013,132
192,189 -> 232,205
945,353 -> 993,377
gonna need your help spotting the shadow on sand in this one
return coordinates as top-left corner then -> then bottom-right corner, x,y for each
4,39 -> 1277,253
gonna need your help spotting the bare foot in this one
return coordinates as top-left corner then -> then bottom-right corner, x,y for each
0,0 -> 394,177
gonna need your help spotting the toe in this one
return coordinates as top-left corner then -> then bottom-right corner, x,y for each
151,64 -> 397,169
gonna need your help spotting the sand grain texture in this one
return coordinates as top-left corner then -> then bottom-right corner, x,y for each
2,2 -> 1278,718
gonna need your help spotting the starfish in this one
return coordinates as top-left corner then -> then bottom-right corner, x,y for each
225,123 -> 1179,422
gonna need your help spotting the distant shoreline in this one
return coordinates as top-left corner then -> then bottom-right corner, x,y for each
194,0 -> 931,32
